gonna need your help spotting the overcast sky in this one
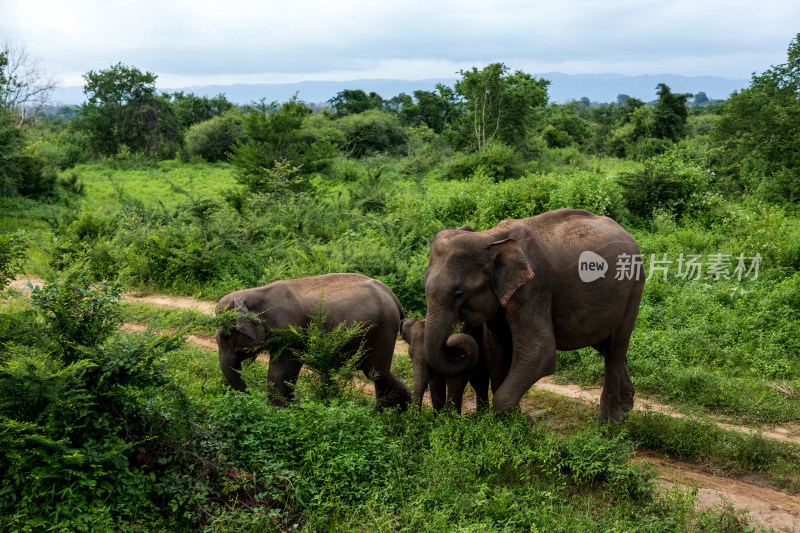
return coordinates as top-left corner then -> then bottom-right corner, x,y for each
2,0 -> 799,89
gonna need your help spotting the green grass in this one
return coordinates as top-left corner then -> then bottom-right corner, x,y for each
121,301 -> 218,336
65,159 -> 237,212
526,388 -> 800,494
1,276 -> 786,531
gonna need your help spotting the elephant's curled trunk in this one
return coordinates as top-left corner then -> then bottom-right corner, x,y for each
426,332 -> 479,376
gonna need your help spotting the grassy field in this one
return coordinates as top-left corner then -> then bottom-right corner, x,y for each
2,151 -> 799,531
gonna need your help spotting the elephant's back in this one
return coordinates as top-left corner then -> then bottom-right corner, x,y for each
217,273 -> 402,327
513,209 -> 639,258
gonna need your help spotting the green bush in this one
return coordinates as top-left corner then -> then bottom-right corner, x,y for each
0,268 -> 195,529
547,170 -> 627,219
441,140 -> 525,182
335,109 -> 408,157
0,117 -> 58,198
184,110 -> 245,162
619,151 -> 715,220
0,230 -> 27,291
210,395 -> 402,512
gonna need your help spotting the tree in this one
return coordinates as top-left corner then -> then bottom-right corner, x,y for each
454,63 -> 549,151
0,49 -> 56,197
713,33 -> 800,200
653,83 -> 692,141
228,97 -> 335,193
396,87 -> 459,134
328,89 -> 384,117
0,41 -> 57,126
73,63 -> 180,158
693,92 -> 710,105
335,109 -> 407,157
168,91 -> 234,130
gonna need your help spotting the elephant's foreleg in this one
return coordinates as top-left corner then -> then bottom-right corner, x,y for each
491,319 -> 557,413
218,335 -> 249,392
429,375 -> 447,411
266,354 -> 303,407
445,374 -> 469,414
468,372 -> 490,411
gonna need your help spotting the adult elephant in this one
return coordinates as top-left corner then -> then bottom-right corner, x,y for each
215,273 -> 412,411
400,318 -> 493,414
423,209 -> 644,422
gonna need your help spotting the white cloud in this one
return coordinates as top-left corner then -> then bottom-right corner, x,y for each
2,0 -> 798,86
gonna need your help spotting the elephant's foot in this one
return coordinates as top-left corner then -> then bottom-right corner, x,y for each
597,399 -> 633,423
373,385 -> 413,412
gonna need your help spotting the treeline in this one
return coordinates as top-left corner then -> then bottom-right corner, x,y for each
2,34 -> 797,205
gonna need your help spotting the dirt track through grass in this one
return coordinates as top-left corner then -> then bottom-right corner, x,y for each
8,277 -> 800,531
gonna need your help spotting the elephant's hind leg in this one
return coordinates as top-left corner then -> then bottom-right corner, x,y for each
361,335 -> 412,411
594,334 -> 635,423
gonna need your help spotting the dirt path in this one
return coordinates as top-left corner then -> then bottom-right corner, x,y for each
9,277 -> 800,531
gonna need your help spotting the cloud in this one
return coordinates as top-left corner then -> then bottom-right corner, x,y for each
2,0 -> 798,86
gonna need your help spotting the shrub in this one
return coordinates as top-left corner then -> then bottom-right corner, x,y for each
266,298 -> 370,402
0,230 -> 27,291
441,140 -> 524,182
547,170 -> 627,219
0,267 -> 193,529
618,151 -> 715,220
0,117 -> 58,197
184,110 -> 245,162
335,109 -> 408,157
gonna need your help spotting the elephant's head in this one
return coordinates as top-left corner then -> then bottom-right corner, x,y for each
423,228 -> 533,377
400,317 -> 479,400
216,295 -> 265,343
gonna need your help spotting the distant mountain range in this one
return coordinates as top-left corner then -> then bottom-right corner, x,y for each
51,72 -> 749,107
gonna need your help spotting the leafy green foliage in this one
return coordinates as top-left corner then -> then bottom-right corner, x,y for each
328,89 -> 385,117
73,63 -> 181,159
335,108 -> 408,157
653,83 -> 692,141
0,269 -> 194,529
228,98 -> 336,191
263,296 -> 370,402
619,150 -> 716,220
441,139 -> 524,181
184,109 -> 245,162
0,230 -> 27,290
713,33 -> 800,201
0,111 -> 58,197
167,91 -> 234,130
455,62 -> 550,151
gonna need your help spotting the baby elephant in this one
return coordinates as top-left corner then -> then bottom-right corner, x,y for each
216,273 -> 412,411
400,318 -> 490,414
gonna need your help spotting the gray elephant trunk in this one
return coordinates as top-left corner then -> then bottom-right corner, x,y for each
425,326 -> 479,377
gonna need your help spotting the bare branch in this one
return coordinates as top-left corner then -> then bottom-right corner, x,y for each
1,41 -> 59,125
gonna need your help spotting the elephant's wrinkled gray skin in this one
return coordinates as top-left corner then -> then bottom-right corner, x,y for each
400,318 -> 492,414
215,273 -> 412,411
423,209 -> 644,422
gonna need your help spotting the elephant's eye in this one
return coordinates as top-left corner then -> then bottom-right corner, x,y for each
453,289 -> 465,300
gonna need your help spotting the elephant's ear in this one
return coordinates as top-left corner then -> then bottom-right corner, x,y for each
457,226 -> 476,232
233,297 -> 260,340
400,318 -> 415,343
487,238 -> 534,306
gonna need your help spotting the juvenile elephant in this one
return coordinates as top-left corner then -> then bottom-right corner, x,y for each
423,209 -> 645,422
215,273 -> 412,411
400,318 -> 491,414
